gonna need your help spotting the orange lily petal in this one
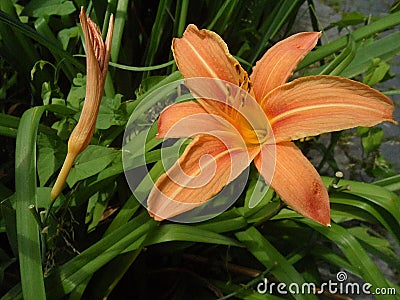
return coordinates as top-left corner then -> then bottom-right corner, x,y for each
157,101 -> 248,151
157,101 -> 209,138
250,32 -> 321,101
172,25 -> 252,116
254,141 -> 330,226
262,75 -> 395,143
147,135 -> 259,220
172,25 -> 249,88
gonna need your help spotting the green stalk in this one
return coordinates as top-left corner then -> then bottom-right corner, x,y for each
105,0 -> 127,97
142,0 -> 173,79
207,0 -> 239,31
110,0 -> 129,63
176,0 -> 189,37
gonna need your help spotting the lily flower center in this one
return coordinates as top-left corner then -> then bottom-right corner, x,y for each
218,83 -> 271,148
239,119 -> 269,147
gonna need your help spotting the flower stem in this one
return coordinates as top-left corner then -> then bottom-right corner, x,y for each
50,152 -> 77,200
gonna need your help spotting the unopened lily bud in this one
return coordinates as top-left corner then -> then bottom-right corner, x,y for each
51,7 -> 114,200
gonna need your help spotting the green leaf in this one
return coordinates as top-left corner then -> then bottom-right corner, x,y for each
104,195 -> 141,235
319,33 -> 356,76
323,177 -> 400,222
354,32 -> 400,72
249,0 -> 304,65
300,220 -> 394,298
357,127 -> 384,155
51,117 -> 76,140
242,169 -> 281,223
15,106 -> 47,300
66,145 -> 120,187
37,133 -> 67,186
86,181 -> 117,231
57,26 -> 79,51
212,279 -> 284,300
332,12 -> 368,31
36,187 -> 56,209
66,74 -> 86,110
0,199 -> 18,257
195,208 -> 247,233
96,94 -> 128,130
84,250 -> 142,299
236,227 -> 317,300
41,82 -> 52,105
374,175 -> 400,192
309,31 -> 400,79
0,6 -> 83,74
0,248 -> 16,286
142,0 -> 174,78
311,245 -> 358,275
347,226 -> 398,259
144,224 -> 243,248
299,11 -> 400,69
44,213 -> 156,299
392,0 -> 400,13
23,0 -> 76,17
330,193 -> 400,241
363,58 -> 391,86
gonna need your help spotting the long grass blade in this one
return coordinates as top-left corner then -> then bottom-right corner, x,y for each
249,0 -> 304,65
319,33 -> 356,75
0,10 -> 84,72
300,220 -> 396,299
44,212 -> 156,299
236,227 -> 317,300
15,106 -> 47,300
374,174 -> 400,192
142,0 -> 173,79
110,0 -> 129,63
299,10 -> 400,69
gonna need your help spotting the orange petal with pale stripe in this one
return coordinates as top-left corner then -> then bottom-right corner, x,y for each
147,135 -> 259,221
172,24 -> 249,86
250,32 -> 321,101
262,75 -> 395,143
172,25 -> 252,120
254,142 -> 330,226
157,101 -> 249,152
158,101 -> 211,138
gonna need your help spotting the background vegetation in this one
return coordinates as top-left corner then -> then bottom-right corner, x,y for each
1,0 -> 400,299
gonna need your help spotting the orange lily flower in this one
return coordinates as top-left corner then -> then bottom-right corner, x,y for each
51,8 -> 114,200
147,24 -> 395,225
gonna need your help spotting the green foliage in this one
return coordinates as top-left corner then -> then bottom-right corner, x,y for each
22,0 -> 76,18
0,1 -> 399,299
